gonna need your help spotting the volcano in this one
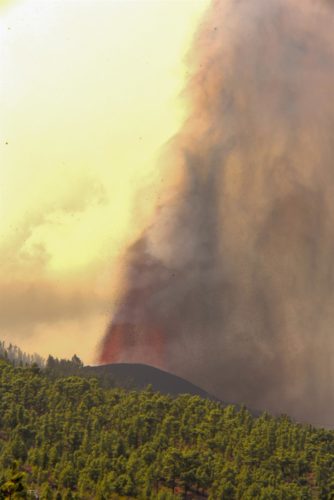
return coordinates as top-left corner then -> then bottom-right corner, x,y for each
99,0 -> 334,427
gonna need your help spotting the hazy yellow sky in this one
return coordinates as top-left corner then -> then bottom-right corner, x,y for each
0,0 -> 209,363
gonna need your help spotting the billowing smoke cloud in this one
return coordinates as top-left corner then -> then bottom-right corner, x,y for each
99,0 -> 334,426
0,174 -> 110,361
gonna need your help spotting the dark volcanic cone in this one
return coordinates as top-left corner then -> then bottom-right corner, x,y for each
99,0 -> 334,426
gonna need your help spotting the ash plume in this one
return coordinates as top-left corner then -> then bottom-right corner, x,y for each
99,0 -> 334,426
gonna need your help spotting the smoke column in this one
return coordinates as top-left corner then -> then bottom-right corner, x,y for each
99,0 -> 334,426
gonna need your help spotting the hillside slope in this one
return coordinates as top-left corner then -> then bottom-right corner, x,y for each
82,362 -> 219,401
0,359 -> 334,498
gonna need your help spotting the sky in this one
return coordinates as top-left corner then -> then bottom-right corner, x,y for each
0,0 -> 209,363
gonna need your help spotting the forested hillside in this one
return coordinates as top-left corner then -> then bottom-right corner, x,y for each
0,341 -> 44,368
0,359 -> 333,499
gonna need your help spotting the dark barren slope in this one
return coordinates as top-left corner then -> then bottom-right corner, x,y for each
83,362 -> 220,401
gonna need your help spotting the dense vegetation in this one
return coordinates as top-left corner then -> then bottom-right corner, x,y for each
0,358 -> 334,499
0,341 -> 44,369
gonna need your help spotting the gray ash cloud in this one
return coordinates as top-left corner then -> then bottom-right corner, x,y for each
100,0 -> 334,426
